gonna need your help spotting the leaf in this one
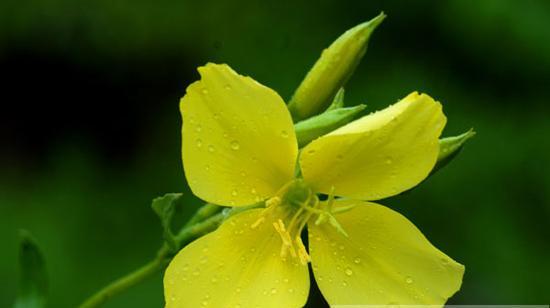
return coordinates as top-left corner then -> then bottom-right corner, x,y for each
151,193 -> 185,252
431,129 -> 476,175
14,230 -> 48,308
294,104 -> 366,147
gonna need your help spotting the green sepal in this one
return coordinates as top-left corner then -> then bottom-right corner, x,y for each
287,12 -> 385,121
151,193 -> 185,253
14,230 -> 48,308
431,129 -> 476,175
294,104 -> 366,147
326,88 -> 345,111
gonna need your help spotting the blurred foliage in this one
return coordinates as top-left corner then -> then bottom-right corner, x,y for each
1,0 -> 549,307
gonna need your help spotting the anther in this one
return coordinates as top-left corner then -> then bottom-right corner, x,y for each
250,216 -> 265,229
265,196 -> 281,208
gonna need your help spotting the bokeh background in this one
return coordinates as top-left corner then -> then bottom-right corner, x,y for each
1,0 -> 549,307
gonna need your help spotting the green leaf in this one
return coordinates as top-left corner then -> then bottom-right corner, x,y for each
431,129 -> 476,175
151,193 -> 185,252
287,12 -> 385,121
294,104 -> 366,147
14,230 -> 48,308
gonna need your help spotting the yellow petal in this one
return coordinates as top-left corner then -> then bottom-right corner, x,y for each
308,200 -> 464,305
300,92 -> 446,200
164,209 -> 309,308
181,63 -> 298,206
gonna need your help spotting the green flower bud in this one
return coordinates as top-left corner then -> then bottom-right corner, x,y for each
294,104 -> 366,147
287,12 -> 385,121
431,129 -> 476,175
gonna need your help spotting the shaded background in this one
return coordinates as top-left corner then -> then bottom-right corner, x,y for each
1,0 -> 549,306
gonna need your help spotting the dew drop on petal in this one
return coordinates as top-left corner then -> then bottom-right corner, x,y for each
280,130 -> 289,138
196,139 -> 203,148
345,268 -> 353,276
230,140 -> 240,150
405,276 -> 413,284
354,257 -> 361,264
208,145 -> 215,153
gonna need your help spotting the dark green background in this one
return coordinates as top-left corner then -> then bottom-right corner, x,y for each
1,0 -> 549,307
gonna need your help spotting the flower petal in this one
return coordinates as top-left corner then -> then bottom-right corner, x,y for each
181,63 -> 298,206
300,92 -> 446,200
308,199 -> 464,305
164,209 -> 309,308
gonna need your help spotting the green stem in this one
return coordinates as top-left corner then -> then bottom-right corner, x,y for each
77,209 -> 225,308
78,257 -> 166,308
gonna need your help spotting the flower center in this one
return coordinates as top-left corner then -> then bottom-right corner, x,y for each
251,179 -> 351,265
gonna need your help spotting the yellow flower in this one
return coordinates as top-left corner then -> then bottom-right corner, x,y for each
164,63 -> 464,307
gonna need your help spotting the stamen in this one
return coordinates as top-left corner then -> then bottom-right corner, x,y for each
265,196 -> 281,208
250,216 -> 265,229
295,236 -> 311,264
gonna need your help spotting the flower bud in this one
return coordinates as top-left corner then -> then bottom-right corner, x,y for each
288,12 -> 385,121
431,129 -> 476,174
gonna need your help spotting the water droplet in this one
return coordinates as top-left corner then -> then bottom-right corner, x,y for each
354,257 -> 361,264
251,188 -> 257,195
201,88 -> 208,94
235,287 -> 241,293
342,281 -> 348,287
441,258 -> 449,265
211,277 -> 218,283
208,145 -> 215,153
345,268 -> 353,276
182,264 -> 189,271
231,189 -> 238,196
213,113 -> 220,119
224,84 -> 232,90
307,149 -> 315,155
196,125 -> 202,132
201,300 -> 208,306
193,270 -> 200,276
230,140 -> 240,150
405,276 -> 413,284
385,157 -> 392,164
288,288 -> 294,293
205,165 -> 210,171
196,139 -> 203,148
339,245 -> 345,250
270,288 -> 277,294
170,295 -> 176,302
283,278 -> 289,283
280,130 -> 289,138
